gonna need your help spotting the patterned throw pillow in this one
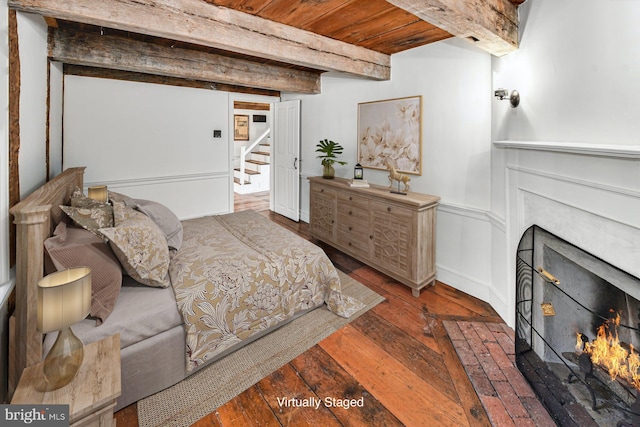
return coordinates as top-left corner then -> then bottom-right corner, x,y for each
60,189 -> 114,234
99,202 -> 170,288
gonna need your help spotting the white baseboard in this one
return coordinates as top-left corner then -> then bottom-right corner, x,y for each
436,264 -> 508,321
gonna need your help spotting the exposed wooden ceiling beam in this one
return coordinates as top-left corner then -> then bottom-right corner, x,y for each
386,0 -> 518,56
9,0 -> 391,80
64,65 -> 280,98
50,26 -> 321,94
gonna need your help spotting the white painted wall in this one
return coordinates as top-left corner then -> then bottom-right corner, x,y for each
16,13 -> 47,198
48,62 -> 63,179
490,0 -> 640,325
284,37 -> 495,307
63,76 -> 233,219
0,0 -> 11,405
0,0 -> 10,289
287,37 -> 492,211
492,0 -> 640,146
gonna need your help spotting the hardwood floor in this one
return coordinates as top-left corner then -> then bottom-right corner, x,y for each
115,192 -> 504,426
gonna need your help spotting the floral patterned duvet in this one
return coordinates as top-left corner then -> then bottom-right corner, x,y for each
169,210 -> 364,371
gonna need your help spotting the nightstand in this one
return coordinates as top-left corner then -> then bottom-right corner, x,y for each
11,334 -> 121,427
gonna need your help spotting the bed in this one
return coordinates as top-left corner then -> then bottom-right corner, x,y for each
8,167 -> 363,410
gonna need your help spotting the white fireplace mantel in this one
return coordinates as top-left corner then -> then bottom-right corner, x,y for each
493,140 -> 640,159
493,140 -> 640,327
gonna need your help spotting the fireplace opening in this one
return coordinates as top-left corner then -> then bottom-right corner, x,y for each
516,225 -> 640,426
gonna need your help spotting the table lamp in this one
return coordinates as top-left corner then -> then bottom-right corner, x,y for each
87,185 -> 108,203
37,267 -> 92,390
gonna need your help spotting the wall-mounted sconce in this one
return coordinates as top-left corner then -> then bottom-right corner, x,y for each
494,88 -> 520,108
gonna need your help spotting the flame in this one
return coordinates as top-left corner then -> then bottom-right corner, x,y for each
576,312 -> 640,389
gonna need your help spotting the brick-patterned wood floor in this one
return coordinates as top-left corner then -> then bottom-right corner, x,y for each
115,192 -> 554,426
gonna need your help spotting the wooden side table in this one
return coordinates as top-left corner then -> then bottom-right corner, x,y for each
12,334 -> 121,427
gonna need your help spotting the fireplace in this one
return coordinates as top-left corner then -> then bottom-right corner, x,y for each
516,225 -> 640,426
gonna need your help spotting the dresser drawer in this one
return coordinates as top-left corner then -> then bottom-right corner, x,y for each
370,200 -> 413,219
337,227 -> 370,253
337,193 -> 369,222
312,183 -> 336,197
337,216 -> 368,235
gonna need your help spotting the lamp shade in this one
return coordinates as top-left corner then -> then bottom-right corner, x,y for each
87,185 -> 108,203
37,267 -> 92,333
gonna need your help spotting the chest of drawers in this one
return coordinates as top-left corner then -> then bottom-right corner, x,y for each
309,177 -> 440,297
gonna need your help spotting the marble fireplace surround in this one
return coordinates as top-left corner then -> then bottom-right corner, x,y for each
494,140 -> 640,328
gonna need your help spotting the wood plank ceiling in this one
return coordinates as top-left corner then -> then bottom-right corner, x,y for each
207,0 -> 454,55
9,0 -> 526,95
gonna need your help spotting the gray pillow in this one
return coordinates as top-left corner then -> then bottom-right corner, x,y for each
134,199 -> 184,251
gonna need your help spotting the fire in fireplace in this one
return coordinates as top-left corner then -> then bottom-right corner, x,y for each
516,225 -> 640,426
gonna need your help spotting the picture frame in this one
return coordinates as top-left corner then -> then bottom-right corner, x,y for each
357,95 -> 422,175
234,114 -> 249,141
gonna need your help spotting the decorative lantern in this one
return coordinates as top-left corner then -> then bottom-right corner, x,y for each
354,163 -> 364,180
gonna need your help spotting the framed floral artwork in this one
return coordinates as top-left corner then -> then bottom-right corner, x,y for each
357,95 -> 422,175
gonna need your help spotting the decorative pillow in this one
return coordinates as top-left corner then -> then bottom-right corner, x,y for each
134,199 -> 184,251
60,204 -> 113,233
44,222 -> 122,325
99,202 -> 170,288
60,189 -> 114,233
108,190 -> 136,207
106,191 -> 183,250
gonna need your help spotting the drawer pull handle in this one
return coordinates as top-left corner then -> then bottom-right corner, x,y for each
349,211 -> 352,215
387,207 -> 392,212
348,226 -> 352,231
369,235 -> 373,240
320,189 -> 324,193
348,242 -> 352,246
349,196 -> 353,201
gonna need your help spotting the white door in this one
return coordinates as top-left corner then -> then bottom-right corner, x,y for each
273,100 -> 301,221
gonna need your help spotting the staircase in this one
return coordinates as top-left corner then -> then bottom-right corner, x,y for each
234,129 -> 271,194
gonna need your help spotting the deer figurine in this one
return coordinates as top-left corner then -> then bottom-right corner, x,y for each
386,160 -> 410,193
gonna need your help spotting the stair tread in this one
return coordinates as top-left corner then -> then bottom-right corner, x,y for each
246,160 -> 269,165
253,151 -> 270,156
234,167 -> 260,175
234,177 -> 250,185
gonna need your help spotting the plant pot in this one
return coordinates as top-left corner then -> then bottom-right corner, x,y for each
322,163 -> 335,179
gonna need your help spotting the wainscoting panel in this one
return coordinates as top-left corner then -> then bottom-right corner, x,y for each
86,172 -> 232,220
435,203 -> 506,314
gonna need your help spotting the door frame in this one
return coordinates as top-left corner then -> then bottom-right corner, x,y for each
227,93 -> 279,212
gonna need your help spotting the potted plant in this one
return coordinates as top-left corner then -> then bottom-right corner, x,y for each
315,139 -> 347,179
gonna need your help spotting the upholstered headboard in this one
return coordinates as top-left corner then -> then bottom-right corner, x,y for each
8,167 -> 85,395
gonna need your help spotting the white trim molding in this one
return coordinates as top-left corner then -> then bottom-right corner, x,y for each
87,172 -> 232,220
495,141 -> 640,327
493,140 -> 640,159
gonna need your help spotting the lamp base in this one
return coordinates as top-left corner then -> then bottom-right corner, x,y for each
43,327 -> 84,390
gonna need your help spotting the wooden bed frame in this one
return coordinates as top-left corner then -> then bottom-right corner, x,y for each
8,167 -> 85,396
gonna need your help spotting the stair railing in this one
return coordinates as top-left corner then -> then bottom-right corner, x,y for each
238,128 -> 270,186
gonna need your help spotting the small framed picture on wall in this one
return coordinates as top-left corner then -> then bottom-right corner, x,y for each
234,115 -> 250,141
